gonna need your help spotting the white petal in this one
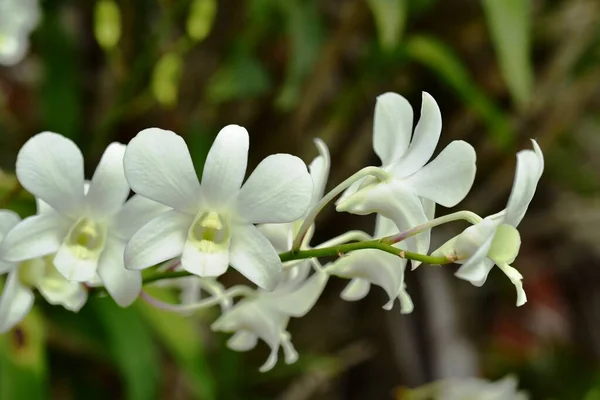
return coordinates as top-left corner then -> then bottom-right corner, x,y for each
98,238 -> 141,307
390,92 -> 442,177
200,125 -> 249,206
397,284 -> 414,314
0,269 -> 34,333
269,271 -> 328,317
86,142 -> 130,217
0,209 -> 21,237
37,263 -> 88,311
454,236 -> 495,284
330,249 -> 406,309
229,223 -> 282,290
54,240 -> 101,282
455,258 -> 495,287
497,263 -> 527,306
0,32 -> 28,67
180,239 -> 230,277
308,138 -> 331,207
124,209 -> 190,271
374,215 -> 398,238
235,154 -> 312,224
504,140 -> 544,227
373,92 -> 413,165
341,182 -> 429,269
257,223 -> 293,253
124,128 -> 201,213
227,330 -> 258,351
0,213 -> 68,262
402,140 -> 476,207
16,132 -> 85,216
340,278 -> 371,301
422,197 -> 436,221
111,195 -> 170,240
488,224 -> 521,265
0,210 -> 21,274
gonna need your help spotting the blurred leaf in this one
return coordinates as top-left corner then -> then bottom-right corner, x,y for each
152,52 -> 183,107
94,0 -> 122,51
367,0 -> 407,51
0,308 -> 47,400
93,297 -> 159,400
275,0 -> 323,110
187,0 -> 217,42
482,0 -> 533,109
36,3 -> 82,142
406,35 -> 513,148
137,287 -> 216,400
0,170 -> 36,217
206,52 -> 271,103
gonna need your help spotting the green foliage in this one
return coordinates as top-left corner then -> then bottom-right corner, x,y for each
206,52 -> 271,103
405,35 -> 513,148
187,0 -> 217,43
36,1 -> 82,142
152,52 -> 184,107
367,0 -> 408,51
137,287 -> 216,400
0,309 -> 47,400
94,0 -> 122,51
92,298 -> 160,400
481,0 -> 533,109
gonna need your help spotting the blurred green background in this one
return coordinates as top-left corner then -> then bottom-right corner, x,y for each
1,0 -> 600,399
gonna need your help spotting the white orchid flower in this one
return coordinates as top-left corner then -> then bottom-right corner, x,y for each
433,140 -> 544,306
123,125 -> 313,291
0,0 -> 40,66
336,92 -> 476,268
211,270 -> 328,372
0,132 -> 167,306
327,216 -> 414,314
0,210 -> 87,333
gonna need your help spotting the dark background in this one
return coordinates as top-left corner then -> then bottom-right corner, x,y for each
1,0 -> 600,399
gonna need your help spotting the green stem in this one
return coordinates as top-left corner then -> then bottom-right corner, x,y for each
140,239 -> 455,286
381,210 -> 482,245
291,166 -> 391,251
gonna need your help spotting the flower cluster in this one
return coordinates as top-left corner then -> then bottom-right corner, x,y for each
0,91 -> 543,371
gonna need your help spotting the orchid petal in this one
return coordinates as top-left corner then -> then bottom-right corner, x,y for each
111,195 -> 170,240
402,140 -> 476,207
124,209 -> 190,270
200,125 -> 249,206
16,132 -> 85,216
373,92 -> 413,165
340,278 -> 371,301
498,263 -> 527,306
227,330 -> 258,351
340,182 -> 429,269
454,236 -> 495,284
230,223 -> 282,291
37,261 -> 87,311
86,142 -> 130,217
54,239 -> 101,282
308,138 -> 330,208
0,269 -> 34,333
257,222 -> 292,253
390,92 -> 442,177
180,239 -> 230,277
235,154 -> 312,224
124,128 -> 201,213
269,271 -> 328,317
0,213 -> 67,263
98,238 -> 141,307
504,140 -> 544,227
